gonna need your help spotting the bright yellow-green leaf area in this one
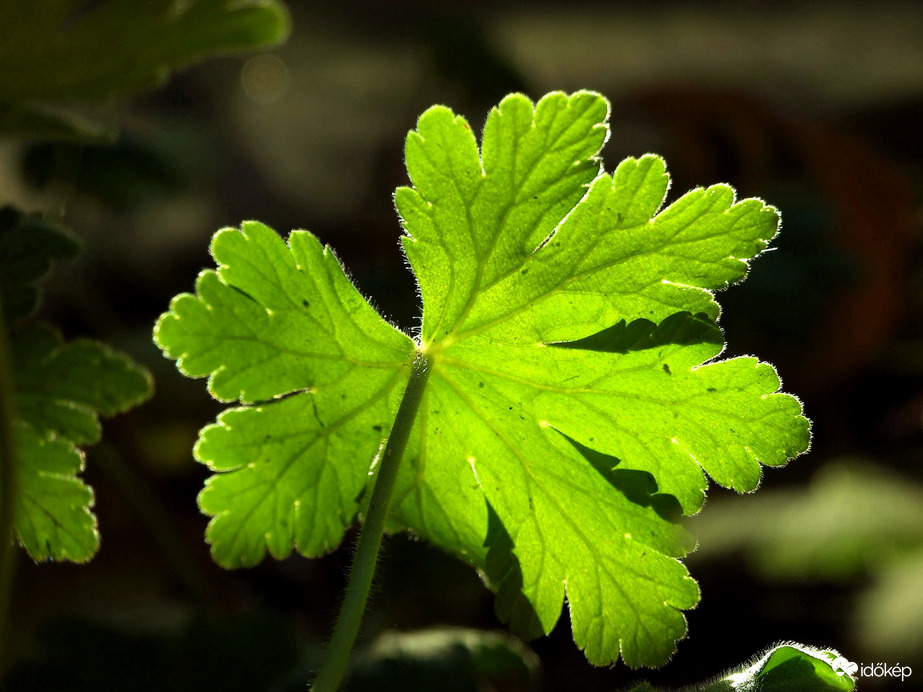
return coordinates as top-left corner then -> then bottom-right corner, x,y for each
155,91 -> 810,667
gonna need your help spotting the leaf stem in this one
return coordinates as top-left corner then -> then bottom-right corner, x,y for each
0,297 -> 19,674
311,352 -> 432,692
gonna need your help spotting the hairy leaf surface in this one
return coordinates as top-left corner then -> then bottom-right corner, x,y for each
627,643 -> 856,691
155,91 -> 810,667
156,224 -> 416,564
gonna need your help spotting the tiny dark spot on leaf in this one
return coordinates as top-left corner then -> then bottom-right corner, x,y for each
302,299 -> 310,308
662,363 -> 672,375
707,387 -> 717,392
478,381 -> 484,388
372,425 -> 382,432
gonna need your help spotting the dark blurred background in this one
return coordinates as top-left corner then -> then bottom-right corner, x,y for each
2,1 -> 922,690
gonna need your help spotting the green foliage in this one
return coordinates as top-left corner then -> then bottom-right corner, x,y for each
9,321 -> 152,562
0,204 -> 153,561
0,0 -> 290,583
156,223 -> 416,561
0,0 -> 288,565
0,0 -> 290,140
155,91 -> 810,667
626,643 -> 856,692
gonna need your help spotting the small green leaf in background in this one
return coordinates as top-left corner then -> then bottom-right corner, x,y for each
156,91 -> 810,667
626,643 -> 857,691
10,324 -> 152,561
715,643 -> 856,692
0,206 -> 80,324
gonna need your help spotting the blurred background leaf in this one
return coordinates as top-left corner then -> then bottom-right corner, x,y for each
692,460 -> 923,668
692,462 -> 923,580
0,0 -> 290,101
0,0 -> 290,143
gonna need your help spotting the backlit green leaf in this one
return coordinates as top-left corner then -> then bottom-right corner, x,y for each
155,91 -> 810,667
155,223 -> 415,564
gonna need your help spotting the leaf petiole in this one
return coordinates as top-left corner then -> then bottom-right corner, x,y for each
311,351 -> 431,692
